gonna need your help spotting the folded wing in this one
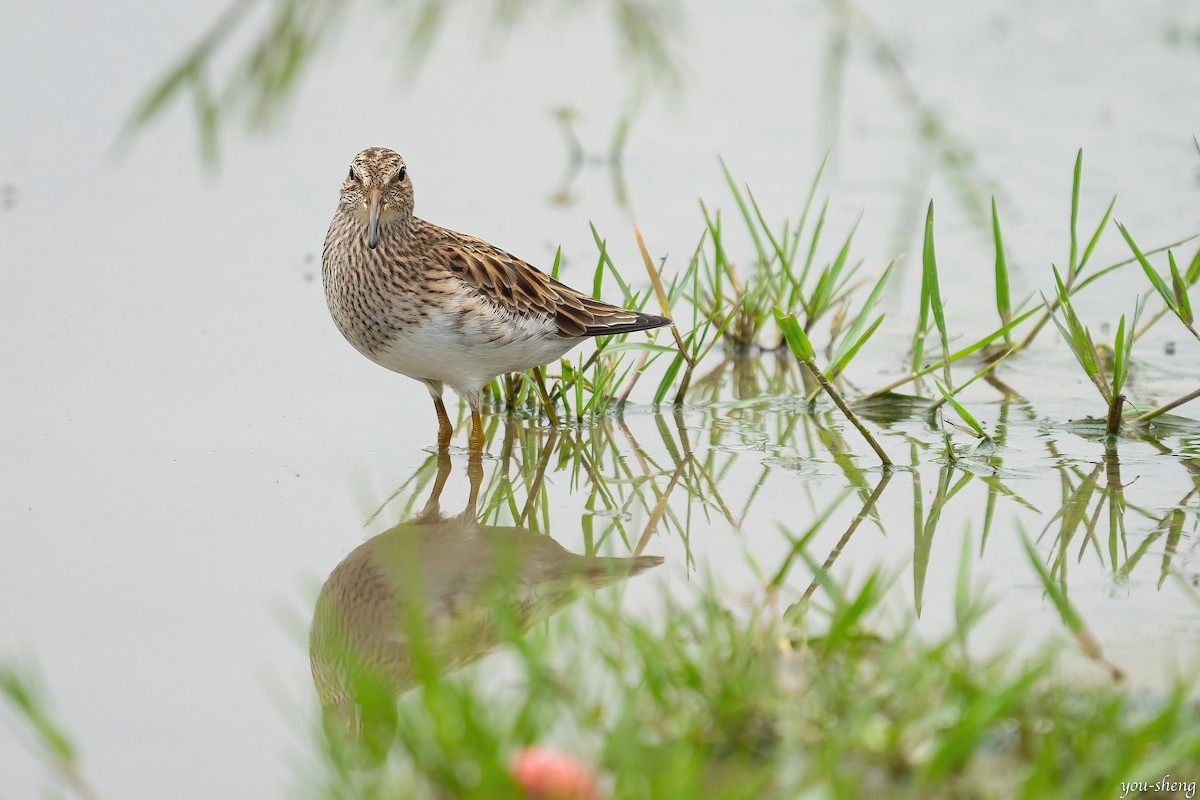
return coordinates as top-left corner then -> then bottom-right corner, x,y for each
433,232 -> 672,338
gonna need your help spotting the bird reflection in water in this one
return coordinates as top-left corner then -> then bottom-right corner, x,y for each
310,450 -> 663,762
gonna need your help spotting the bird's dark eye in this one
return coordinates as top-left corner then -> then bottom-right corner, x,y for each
396,166 -> 407,182
347,167 -> 355,180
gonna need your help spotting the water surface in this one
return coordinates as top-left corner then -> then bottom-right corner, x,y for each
2,0 -> 1199,796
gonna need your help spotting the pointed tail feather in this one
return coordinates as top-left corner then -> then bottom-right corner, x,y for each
580,310 -> 672,337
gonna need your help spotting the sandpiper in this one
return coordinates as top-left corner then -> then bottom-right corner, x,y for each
322,147 -> 671,452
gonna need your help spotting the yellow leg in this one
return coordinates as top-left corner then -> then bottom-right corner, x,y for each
434,397 -> 453,451
468,405 -> 486,453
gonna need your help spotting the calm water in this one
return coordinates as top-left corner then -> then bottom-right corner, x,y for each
2,0 -> 1199,796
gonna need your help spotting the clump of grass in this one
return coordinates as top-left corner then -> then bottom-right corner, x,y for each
855,196 -> 1028,410
696,156 -> 898,364
1114,225 -> 1200,425
483,159 -> 892,419
1045,266 -> 1140,436
480,149 -> 1199,480
476,159 -> 907,462
698,156 -> 840,351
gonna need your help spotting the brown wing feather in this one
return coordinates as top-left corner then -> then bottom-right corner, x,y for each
430,229 -> 672,338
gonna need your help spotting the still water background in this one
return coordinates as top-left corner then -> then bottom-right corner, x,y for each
2,0 -> 1199,796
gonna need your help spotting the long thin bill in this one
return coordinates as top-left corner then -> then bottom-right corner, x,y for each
367,190 -> 383,249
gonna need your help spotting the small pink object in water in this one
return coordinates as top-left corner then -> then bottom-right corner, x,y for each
510,747 -> 601,800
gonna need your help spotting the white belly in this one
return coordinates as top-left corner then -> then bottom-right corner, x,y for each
365,313 -> 581,395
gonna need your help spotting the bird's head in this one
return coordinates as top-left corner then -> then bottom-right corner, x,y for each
339,147 -> 413,249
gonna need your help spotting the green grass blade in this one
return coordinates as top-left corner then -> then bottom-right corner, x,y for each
829,315 -> 885,379
1078,195 -> 1116,274
1119,300 -> 1143,393
1047,304 -> 1086,375
1110,314 -> 1128,397
797,198 -> 830,301
591,235 -> 608,299
856,305 -> 1041,405
991,197 -> 1012,340
1068,148 -> 1082,277
936,381 -> 987,438
589,222 -> 633,300
939,344 -> 1012,401
1187,246 -> 1200,283
1118,222 -> 1176,312
718,156 -> 766,268
1084,325 -> 1112,401
746,185 -> 789,279
922,201 -> 952,388
653,351 -> 686,405
1168,251 -> 1194,325
793,150 -> 829,249
911,226 -> 933,375
808,221 -> 859,321
1045,270 -> 1107,403
828,261 -> 894,371
1073,233 -> 1200,296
